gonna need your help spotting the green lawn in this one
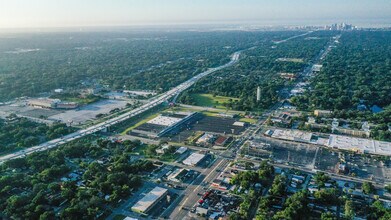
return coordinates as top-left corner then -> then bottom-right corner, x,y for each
121,112 -> 160,135
239,117 -> 258,124
190,93 -> 239,109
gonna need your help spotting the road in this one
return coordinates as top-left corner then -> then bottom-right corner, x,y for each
167,158 -> 231,220
273,31 -> 313,44
0,52 -> 241,164
166,31 -> 339,219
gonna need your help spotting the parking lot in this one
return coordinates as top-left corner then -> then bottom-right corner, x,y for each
161,115 -> 246,143
48,99 -> 129,124
246,135 -> 391,183
0,101 -> 62,119
190,116 -> 246,135
0,99 -> 131,125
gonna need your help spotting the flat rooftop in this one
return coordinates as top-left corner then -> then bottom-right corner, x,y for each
148,115 -> 182,127
327,135 -> 391,156
183,152 -> 205,166
131,187 -> 168,213
147,113 -> 192,127
271,129 -> 313,143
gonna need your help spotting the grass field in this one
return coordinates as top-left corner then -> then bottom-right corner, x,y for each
121,112 -> 160,135
239,117 -> 258,124
190,93 -> 239,109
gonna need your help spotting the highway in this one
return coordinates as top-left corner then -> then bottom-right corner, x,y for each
0,51 -> 241,164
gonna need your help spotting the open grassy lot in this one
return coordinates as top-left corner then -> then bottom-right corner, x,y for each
190,93 -> 239,109
239,117 -> 258,124
121,112 -> 160,135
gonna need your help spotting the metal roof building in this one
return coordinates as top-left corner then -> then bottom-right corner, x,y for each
131,187 -> 168,214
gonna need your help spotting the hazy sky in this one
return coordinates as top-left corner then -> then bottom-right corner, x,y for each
0,0 -> 390,28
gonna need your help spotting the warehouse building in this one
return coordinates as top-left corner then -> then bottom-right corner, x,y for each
132,112 -> 199,138
131,187 -> 168,214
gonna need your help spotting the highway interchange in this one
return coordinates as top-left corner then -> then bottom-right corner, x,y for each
0,52 -> 240,164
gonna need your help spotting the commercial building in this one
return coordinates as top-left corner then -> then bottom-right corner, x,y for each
327,135 -> 391,156
148,115 -> 183,127
271,129 -> 313,143
132,112 -> 199,138
196,133 -> 216,145
314,110 -> 333,117
28,98 -> 78,109
167,168 -> 188,182
56,102 -> 78,109
28,98 -> 60,108
175,147 -> 188,154
233,121 -> 246,127
131,187 -> 168,214
183,152 -> 206,166
214,136 -> 229,146
268,129 -> 391,156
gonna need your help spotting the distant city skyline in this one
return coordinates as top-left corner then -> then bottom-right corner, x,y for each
0,0 -> 390,29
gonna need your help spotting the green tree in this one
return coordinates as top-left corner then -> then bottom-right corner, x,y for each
362,182 -> 375,194
344,200 -> 355,220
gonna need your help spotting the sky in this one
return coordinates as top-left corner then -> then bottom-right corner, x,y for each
0,0 -> 390,29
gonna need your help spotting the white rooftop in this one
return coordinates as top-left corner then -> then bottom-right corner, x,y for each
183,152 -> 205,166
131,187 -> 168,213
271,129 -> 313,143
327,134 -> 391,156
175,147 -> 188,154
233,121 -> 245,127
148,115 -> 182,126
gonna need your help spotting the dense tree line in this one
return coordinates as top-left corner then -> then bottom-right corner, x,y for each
0,31 -> 300,101
293,31 -> 391,111
0,117 -> 74,154
291,31 -> 391,140
180,31 -> 335,111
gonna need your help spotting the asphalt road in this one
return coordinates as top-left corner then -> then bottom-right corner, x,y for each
167,158 -> 230,220
0,52 -> 241,164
